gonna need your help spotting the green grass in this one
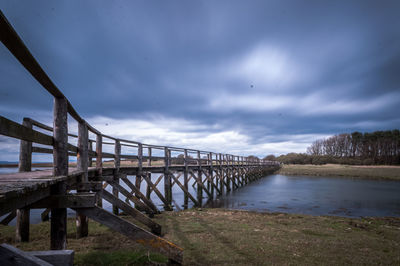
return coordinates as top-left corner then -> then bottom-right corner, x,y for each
278,164 -> 400,180
154,209 -> 400,265
74,250 -> 167,266
1,209 -> 399,265
0,218 -> 168,265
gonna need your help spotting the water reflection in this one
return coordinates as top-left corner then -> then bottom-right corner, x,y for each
205,174 -> 400,218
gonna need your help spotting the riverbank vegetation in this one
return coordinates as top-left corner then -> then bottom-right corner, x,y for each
1,209 -> 399,265
277,164 -> 400,180
270,129 -> 400,166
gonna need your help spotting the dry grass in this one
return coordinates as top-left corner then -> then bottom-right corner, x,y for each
278,164 -> 400,180
1,209 -> 399,265
155,209 -> 400,265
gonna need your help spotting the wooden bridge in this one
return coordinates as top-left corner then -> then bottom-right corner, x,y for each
0,11 -> 279,264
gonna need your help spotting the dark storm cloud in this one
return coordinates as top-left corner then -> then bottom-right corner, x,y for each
1,0 -> 399,156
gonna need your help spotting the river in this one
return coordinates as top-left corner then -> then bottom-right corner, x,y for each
1,171 -> 400,225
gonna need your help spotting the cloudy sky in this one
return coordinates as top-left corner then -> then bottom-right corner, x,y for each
1,0 -> 400,161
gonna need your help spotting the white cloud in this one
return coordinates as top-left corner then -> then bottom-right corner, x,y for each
224,44 -> 302,89
208,91 -> 400,116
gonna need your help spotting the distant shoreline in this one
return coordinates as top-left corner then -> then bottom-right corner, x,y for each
277,163 -> 400,181
0,162 -> 53,168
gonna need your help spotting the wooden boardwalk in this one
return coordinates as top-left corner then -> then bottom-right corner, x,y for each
0,10 -> 280,264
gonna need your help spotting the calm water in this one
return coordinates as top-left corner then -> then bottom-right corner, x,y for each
2,172 -> 400,225
205,174 -> 400,218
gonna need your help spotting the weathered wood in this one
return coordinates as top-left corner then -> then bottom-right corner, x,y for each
113,140 -> 121,215
170,172 -> 199,206
30,194 -> 96,209
120,175 -> 159,214
15,208 -> 30,242
135,143 -> 143,210
26,250 -> 74,266
164,147 -> 172,210
0,243 -> 52,266
143,174 -> 171,210
0,210 -> 16,225
76,122 -> 89,238
96,134 -> 103,207
0,116 -> 53,146
74,207 -> 183,264
183,149 -> 189,208
146,173 -> 151,200
16,118 -> 32,243
98,190 -> 161,235
67,182 -> 102,191
197,151 -> 203,205
51,96 -> 68,250
148,147 -> 152,166
107,179 -> 155,216
41,208 -> 50,222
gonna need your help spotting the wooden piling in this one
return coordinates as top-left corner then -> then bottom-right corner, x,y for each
95,134 -> 103,207
209,152 -> 214,199
76,122 -> 89,238
113,140 -> 121,215
183,149 -> 189,208
16,118 -> 32,242
135,143 -> 143,210
51,97 -> 68,250
164,147 -> 172,210
197,150 -> 202,205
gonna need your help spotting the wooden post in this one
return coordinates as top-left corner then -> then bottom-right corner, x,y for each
183,149 -> 189,208
135,143 -> 143,209
76,122 -> 89,238
219,153 -> 224,195
147,147 -> 152,166
197,151 -> 202,205
113,140 -> 121,215
209,152 -> 214,199
88,140 -> 93,167
225,154 -> 231,192
146,147 -> 151,200
16,118 -> 32,242
164,147 -> 172,210
96,134 -> 103,207
51,97 -> 68,250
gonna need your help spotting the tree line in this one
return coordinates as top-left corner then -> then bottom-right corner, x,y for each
265,129 -> 400,165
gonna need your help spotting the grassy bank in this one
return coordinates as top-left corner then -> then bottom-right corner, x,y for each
1,209 -> 399,265
277,164 -> 400,180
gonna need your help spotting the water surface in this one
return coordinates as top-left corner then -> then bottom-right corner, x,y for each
206,174 -> 400,218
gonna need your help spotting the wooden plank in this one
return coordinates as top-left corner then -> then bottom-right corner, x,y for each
16,117 -> 32,242
76,122 -> 89,238
107,179 -> 155,216
202,169 -> 221,195
0,211 -> 16,225
0,243 -> 52,266
51,96 -> 68,250
98,190 -> 161,235
183,149 -> 189,208
96,134 -> 103,207
67,182 -> 102,191
0,185 -> 51,216
189,170 -> 212,199
16,208 -> 30,242
142,174 -> 171,210
29,194 -> 96,209
113,140 -> 121,215
0,116 -> 53,146
26,250 -> 74,266
170,172 -> 199,206
120,175 -> 159,214
75,207 -> 183,263
164,148 -> 172,209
